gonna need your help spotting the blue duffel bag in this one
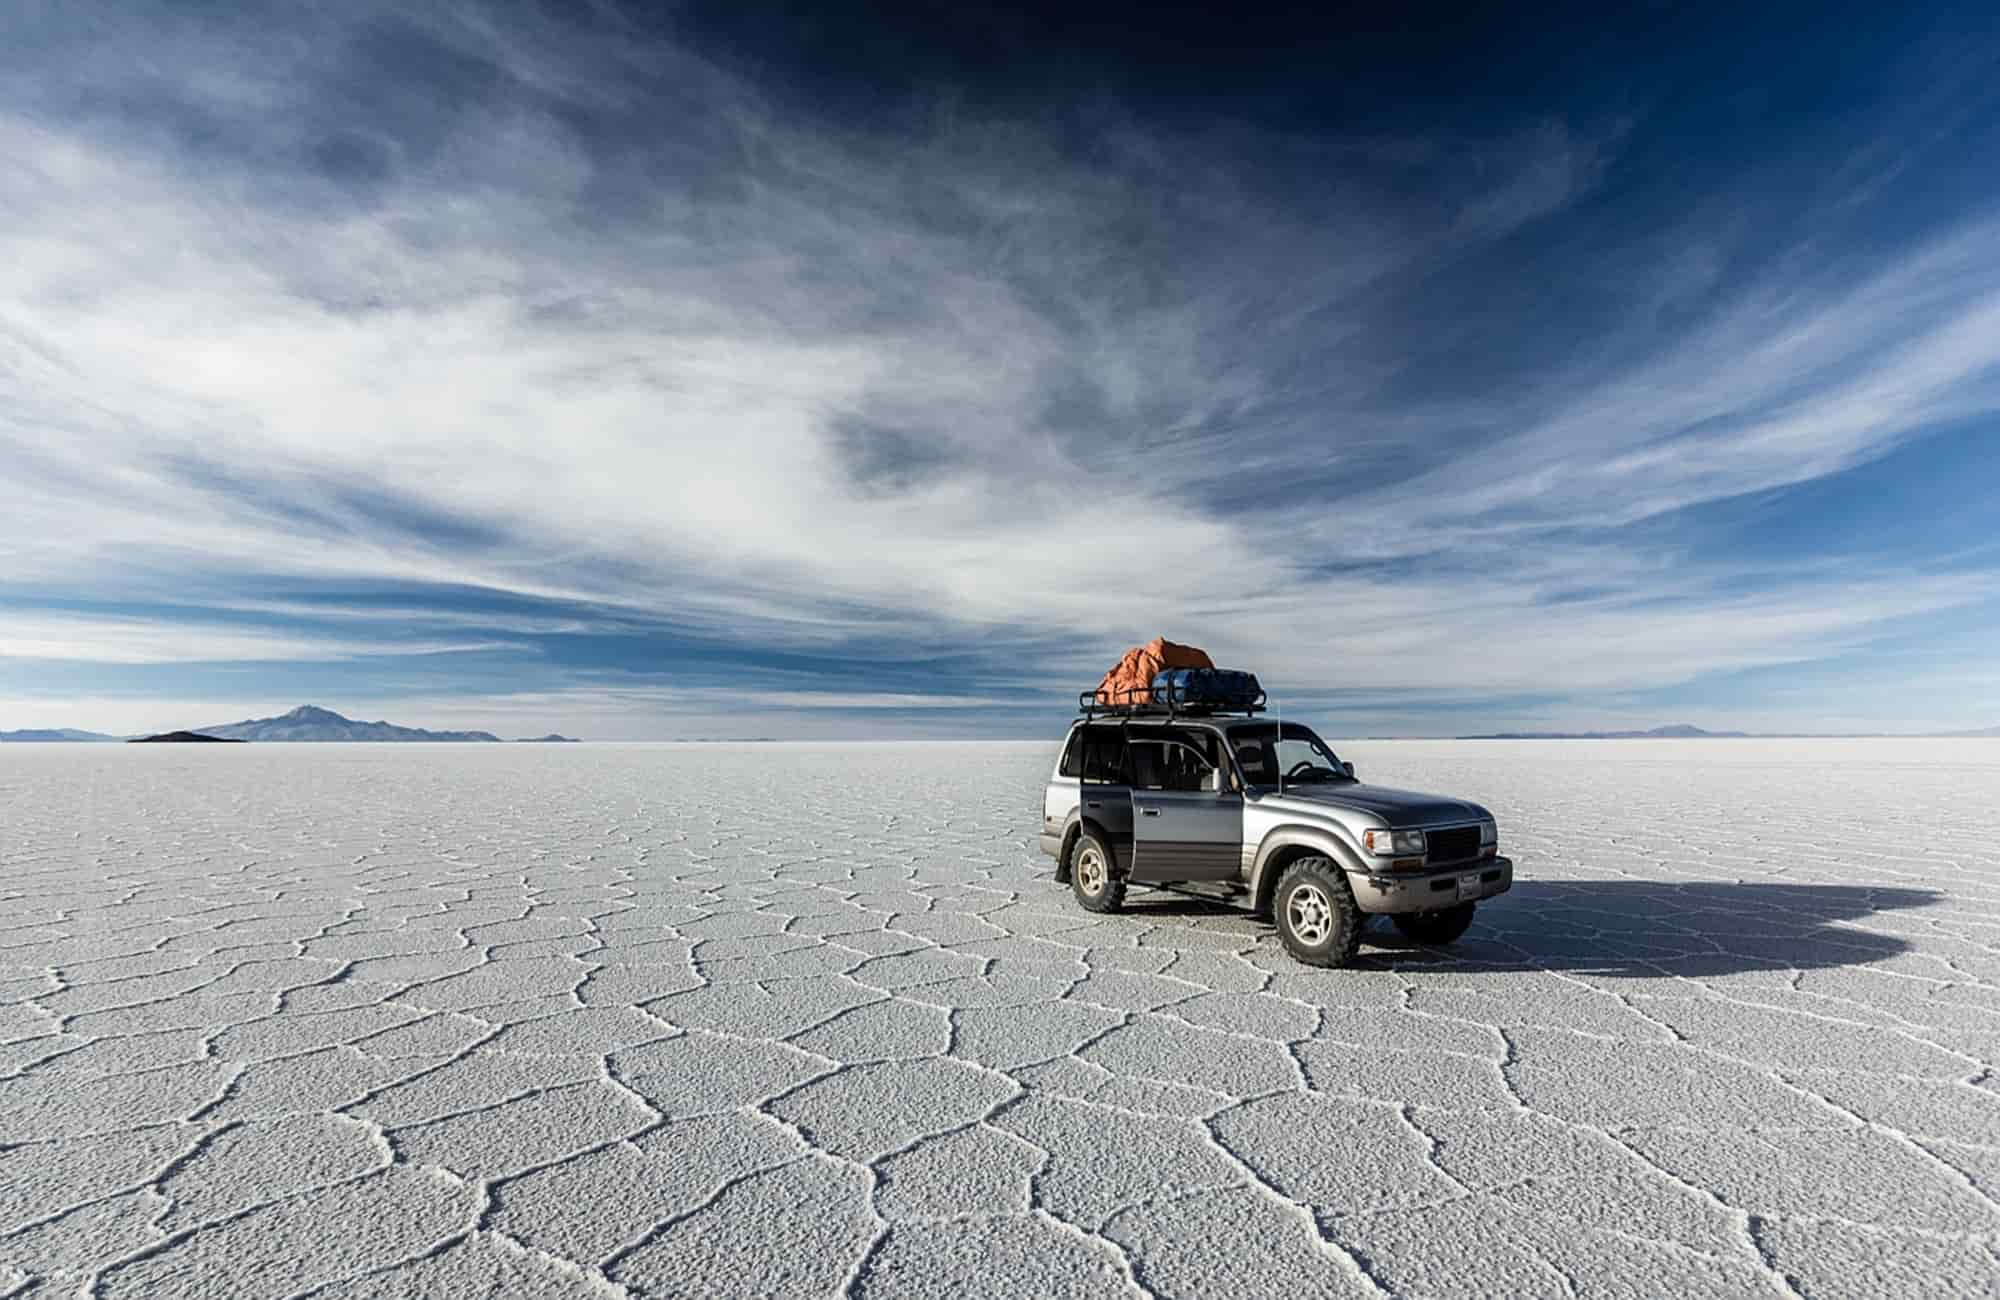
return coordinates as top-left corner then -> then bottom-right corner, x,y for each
1151,668 -> 1263,709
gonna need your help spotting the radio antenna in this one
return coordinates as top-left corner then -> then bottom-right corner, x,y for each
1274,690 -> 1283,796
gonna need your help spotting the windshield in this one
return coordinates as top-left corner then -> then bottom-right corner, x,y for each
1226,722 -> 1349,787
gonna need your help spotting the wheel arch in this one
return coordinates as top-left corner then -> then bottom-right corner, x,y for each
1061,812 -> 1119,869
1251,825 -> 1368,916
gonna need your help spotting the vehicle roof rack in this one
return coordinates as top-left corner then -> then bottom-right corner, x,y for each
1076,682 -> 1267,722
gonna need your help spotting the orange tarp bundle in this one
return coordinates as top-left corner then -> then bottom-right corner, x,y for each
1094,637 -> 1214,706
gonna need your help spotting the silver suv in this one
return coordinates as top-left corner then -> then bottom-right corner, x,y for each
1038,710 -> 1512,966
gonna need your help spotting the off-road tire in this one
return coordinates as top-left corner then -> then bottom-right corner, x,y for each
1273,857 -> 1362,968
1070,831 -> 1126,914
1392,903 -> 1476,946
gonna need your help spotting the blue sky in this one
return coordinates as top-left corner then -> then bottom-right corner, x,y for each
2,1 -> 1998,738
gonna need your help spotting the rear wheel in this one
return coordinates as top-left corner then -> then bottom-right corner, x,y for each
1392,903 -> 1476,946
1273,857 -> 1362,967
1070,832 -> 1126,914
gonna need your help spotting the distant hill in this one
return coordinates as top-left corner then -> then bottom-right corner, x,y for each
1460,724 -> 1749,740
515,734 -> 580,743
0,728 -> 121,742
196,705 -> 502,742
130,731 -> 245,744
1460,722 -> 1999,739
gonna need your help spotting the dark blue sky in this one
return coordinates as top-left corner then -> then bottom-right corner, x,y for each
2,1 -> 1997,737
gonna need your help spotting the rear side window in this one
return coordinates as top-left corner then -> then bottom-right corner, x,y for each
1061,725 -> 1127,782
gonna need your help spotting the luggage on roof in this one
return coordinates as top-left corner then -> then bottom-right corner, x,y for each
1084,638 -> 1264,715
1093,637 -> 1213,707
1150,667 -> 1263,711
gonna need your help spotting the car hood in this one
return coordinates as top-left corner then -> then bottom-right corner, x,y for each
1256,783 -> 1486,827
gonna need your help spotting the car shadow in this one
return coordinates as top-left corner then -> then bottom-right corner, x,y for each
1125,879 -> 1944,977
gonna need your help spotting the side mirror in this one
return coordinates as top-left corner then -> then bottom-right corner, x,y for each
1342,761 -> 1356,779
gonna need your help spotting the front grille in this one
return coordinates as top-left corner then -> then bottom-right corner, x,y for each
1426,826 -> 1481,864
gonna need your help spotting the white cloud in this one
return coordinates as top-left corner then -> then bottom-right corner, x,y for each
0,614 -> 516,665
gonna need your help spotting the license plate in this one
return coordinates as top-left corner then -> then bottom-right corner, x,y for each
1455,875 -> 1482,902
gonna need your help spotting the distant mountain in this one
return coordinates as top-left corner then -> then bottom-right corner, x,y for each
0,728 -> 121,742
1460,724 -> 1750,740
130,731 -> 245,744
1459,722 -> 2000,739
515,734 -> 580,743
197,705 -> 502,742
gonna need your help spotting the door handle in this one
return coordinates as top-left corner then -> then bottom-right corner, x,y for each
1085,801 -> 1102,809
1140,808 -> 1161,817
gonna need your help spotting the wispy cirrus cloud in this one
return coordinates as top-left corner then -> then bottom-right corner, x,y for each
1,2 -> 1996,735
1331,222 -> 2000,549
0,613 -> 519,666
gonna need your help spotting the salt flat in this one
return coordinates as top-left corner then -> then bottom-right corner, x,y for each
1,739 -> 1997,1299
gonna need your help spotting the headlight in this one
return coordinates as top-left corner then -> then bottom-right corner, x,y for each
1479,819 -> 1497,846
1362,828 -> 1426,856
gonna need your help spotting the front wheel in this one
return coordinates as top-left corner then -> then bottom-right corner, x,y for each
1273,858 -> 1362,968
1070,832 -> 1126,914
1392,903 -> 1476,946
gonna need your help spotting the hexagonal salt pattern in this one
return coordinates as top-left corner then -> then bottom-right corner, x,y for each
0,738 -> 1996,1298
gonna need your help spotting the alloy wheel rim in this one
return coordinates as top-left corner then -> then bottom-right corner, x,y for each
1287,883 -> 1333,945
1077,847 -> 1105,897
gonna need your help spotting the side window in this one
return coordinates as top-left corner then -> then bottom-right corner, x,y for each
1071,726 -> 1128,784
1128,739 -> 1166,790
1233,733 -> 1272,784
1085,730 -> 1127,783
1130,732 -> 1218,792
1178,731 -> 1225,791
1058,730 -> 1084,778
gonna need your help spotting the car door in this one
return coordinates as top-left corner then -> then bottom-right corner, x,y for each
1128,729 -> 1243,882
1074,723 -> 1133,856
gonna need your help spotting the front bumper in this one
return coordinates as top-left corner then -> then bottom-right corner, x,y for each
1346,855 -> 1512,914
